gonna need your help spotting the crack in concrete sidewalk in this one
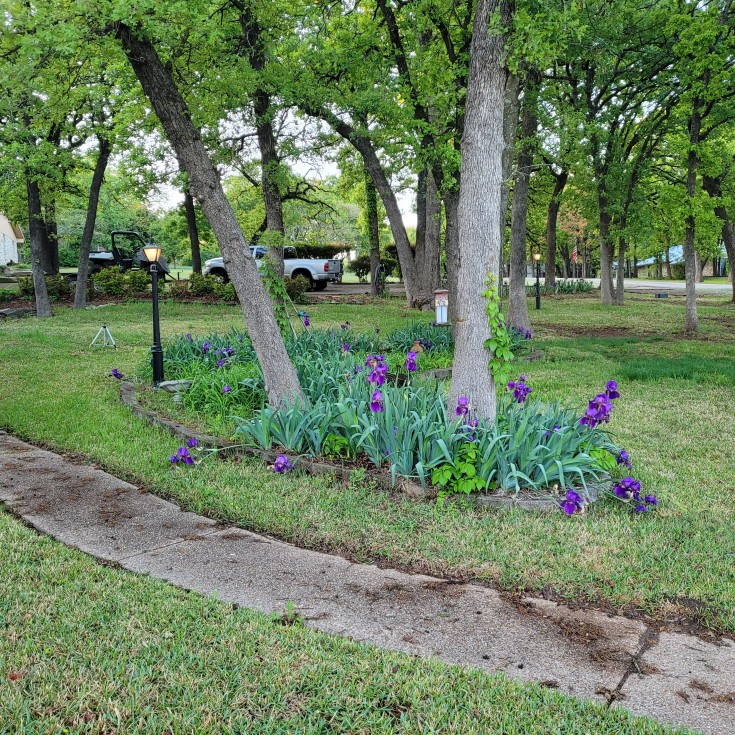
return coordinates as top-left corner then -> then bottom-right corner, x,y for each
1,431 -> 732,734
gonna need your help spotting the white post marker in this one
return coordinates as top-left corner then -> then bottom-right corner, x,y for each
434,289 -> 449,325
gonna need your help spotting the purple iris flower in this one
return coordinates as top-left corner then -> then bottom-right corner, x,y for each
342,344 -> 350,352
613,477 -> 641,499
561,489 -> 584,515
365,355 -> 388,385
644,495 -> 658,506
111,368 -> 124,380
404,351 -> 418,371
216,359 -> 225,367
507,375 -> 532,403
169,455 -> 179,464
617,449 -> 632,468
606,380 -> 620,400
544,425 -> 561,439
375,327 -> 381,334
202,342 -> 210,355
341,322 -> 350,330
634,504 -> 648,513
185,333 -> 192,341
302,314 -> 310,328
273,454 -> 294,473
223,385 -> 232,393
524,329 -> 532,340
369,389 -> 385,413
186,438 -> 198,448
456,396 -> 470,418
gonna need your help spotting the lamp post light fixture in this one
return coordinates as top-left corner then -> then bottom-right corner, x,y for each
143,244 -> 164,385
533,250 -> 542,310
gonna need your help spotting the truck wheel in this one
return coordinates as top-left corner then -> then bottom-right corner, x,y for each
210,268 -> 229,284
313,281 -> 328,291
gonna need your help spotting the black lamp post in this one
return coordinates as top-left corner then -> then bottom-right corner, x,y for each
533,250 -> 542,310
143,244 -> 164,385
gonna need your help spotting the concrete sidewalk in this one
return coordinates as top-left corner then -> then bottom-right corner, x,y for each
1,430 -> 732,734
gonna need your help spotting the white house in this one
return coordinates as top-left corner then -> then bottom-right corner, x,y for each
0,214 -> 23,266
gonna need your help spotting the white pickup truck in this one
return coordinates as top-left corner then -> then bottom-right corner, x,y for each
203,245 -> 341,291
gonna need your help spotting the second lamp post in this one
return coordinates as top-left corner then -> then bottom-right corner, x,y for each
533,250 -> 542,310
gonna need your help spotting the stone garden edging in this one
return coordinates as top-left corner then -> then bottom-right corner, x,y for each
119,381 -> 562,511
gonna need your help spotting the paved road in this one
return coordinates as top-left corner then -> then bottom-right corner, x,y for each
323,279 -> 733,297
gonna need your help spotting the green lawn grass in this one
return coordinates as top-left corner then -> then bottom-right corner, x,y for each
1,294 -> 734,636
0,512 -> 686,734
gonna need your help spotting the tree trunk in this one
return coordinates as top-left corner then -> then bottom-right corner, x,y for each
598,204 -> 615,304
116,22 -> 304,407
414,168 -> 440,308
184,190 -> 202,274
443,187 -> 460,329
665,248 -> 672,278
544,169 -> 567,288
615,238 -> 626,305
37,200 -> 58,275
683,107 -> 701,332
75,137 -> 111,309
694,251 -> 705,283
42,203 -> 60,275
703,173 -> 735,302
499,72 -> 520,285
26,178 -> 53,317
365,168 -> 381,296
450,0 -> 510,423
507,88 -> 536,331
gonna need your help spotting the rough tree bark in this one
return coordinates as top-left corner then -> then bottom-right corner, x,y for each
365,168 -> 381,296
443,187 -> 460,329
184,190 -> 202,274
544,168 -> 567,288
694,251 -> 705,283
702,173 -> 735,302
499,72 -> 520,284
683,105 -> 701,332
116,22 -> 303,407
414,168 -> 441,308
26,179 -> 53,317
449,0 -> 511,423
507,84 -> 537,331
75,136 -> 111,308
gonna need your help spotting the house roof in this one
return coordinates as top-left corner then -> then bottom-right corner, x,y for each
11,224 -> 24,242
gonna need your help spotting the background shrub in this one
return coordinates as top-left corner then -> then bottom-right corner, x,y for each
92,267 -> 126,296
126,269 -> 150,297
167,280 -> 190,301
215,281 -> 239,302
285,275 -> 309,303
346,255 -> 371,282
0,288 -> 15,303
188,272 -> 218,296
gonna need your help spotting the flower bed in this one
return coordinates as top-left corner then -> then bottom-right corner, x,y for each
153,323 -> 654,514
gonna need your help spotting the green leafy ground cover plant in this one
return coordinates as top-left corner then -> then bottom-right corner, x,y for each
0,513 -> 685,734
1,297 -> 734,633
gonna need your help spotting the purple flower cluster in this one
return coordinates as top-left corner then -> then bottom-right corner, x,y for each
507,376 -> 532,403
612,477 -> 658,512
455,397 -> 478,441
365,354 -> 388,385
580,381 -> 620,428
273,454 -> 294,473
302,314 -> 310,328
369,389 -> 385,413
561,489 -> 585,515
111,368 -> 124,380
201,342 -> 210,355
404,351 -> 418,372
169,438 -> 198,465
417,337 -> 432,350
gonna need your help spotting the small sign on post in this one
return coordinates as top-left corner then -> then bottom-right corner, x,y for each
434,289 -> 449,325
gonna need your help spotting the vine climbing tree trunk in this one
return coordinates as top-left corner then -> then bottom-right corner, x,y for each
365,168 -> 381,296
449,0 -> 511,424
